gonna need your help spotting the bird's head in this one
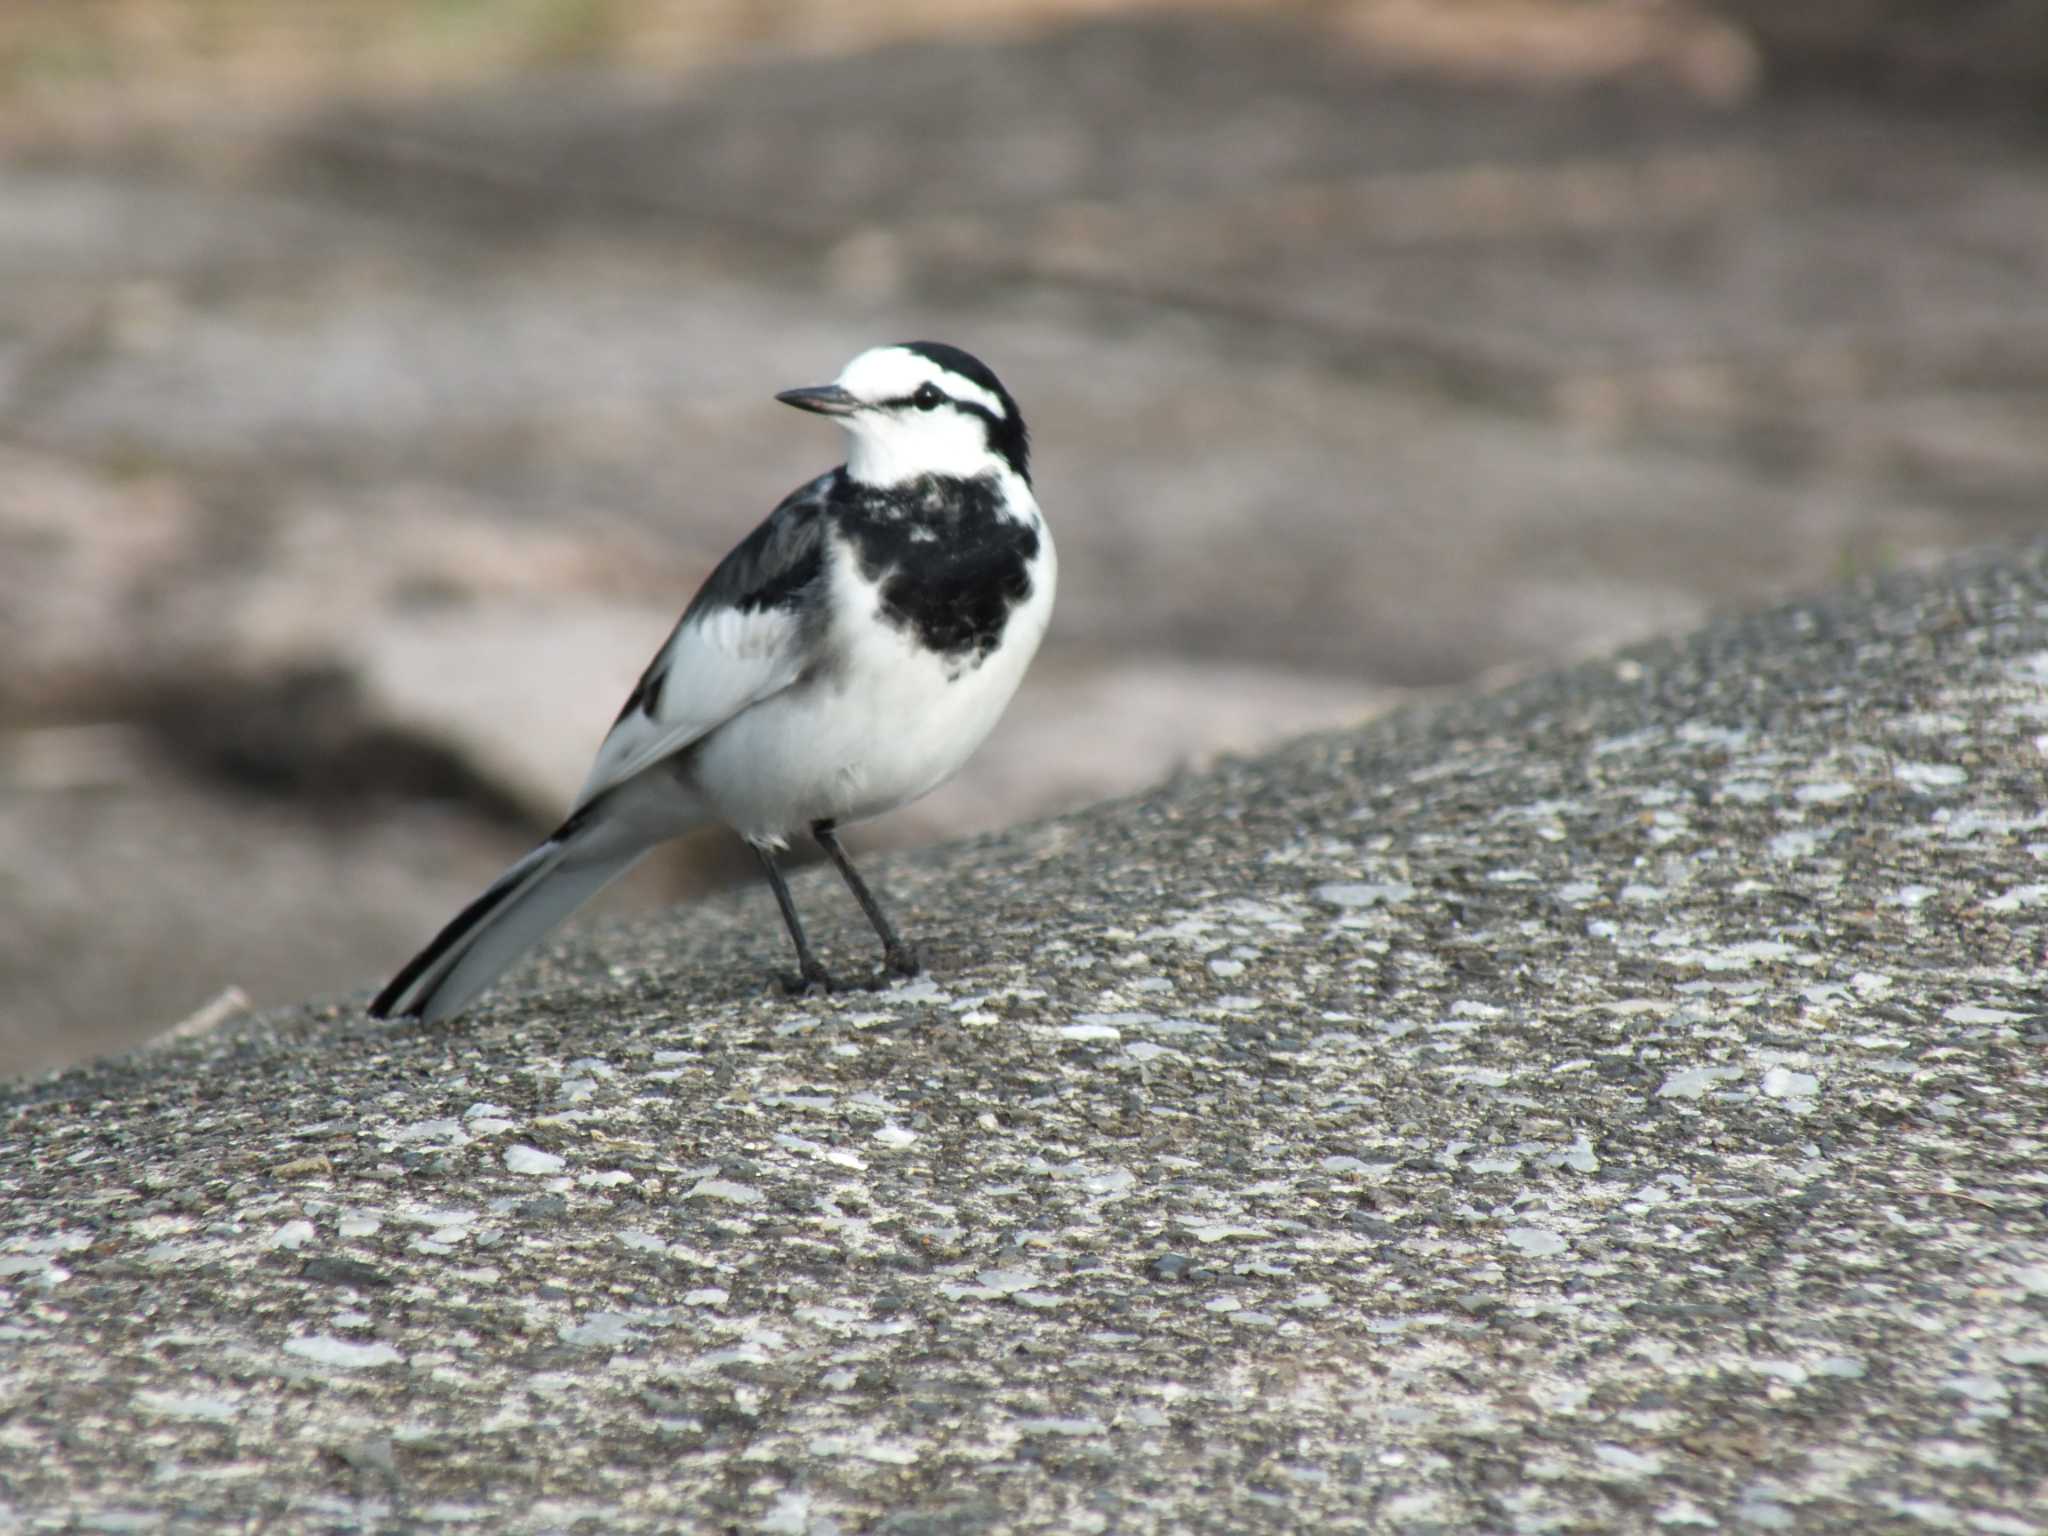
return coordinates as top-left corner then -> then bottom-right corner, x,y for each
777,341 -> 1030,489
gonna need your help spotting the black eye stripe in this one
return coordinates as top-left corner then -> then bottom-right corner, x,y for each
884,385 -> 959,411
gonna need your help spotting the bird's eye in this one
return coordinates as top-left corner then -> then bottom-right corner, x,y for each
912,383 -> 945,411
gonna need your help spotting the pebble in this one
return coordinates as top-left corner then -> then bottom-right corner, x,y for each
504,1146 -> 566,1176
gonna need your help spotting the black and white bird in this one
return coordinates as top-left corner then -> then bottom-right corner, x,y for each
370,341 -> 1054,1023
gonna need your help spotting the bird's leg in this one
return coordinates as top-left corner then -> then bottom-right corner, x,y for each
813,821 -> 922,979
754,844 -> 836,994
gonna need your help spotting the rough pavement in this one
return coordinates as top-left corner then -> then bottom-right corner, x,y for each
3,544 -> 2045,1533
9,8 -> 2048,1066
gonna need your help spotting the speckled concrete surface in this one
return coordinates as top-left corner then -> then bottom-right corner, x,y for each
4,547 -> 2047,1532
12,7 -> 2048,1064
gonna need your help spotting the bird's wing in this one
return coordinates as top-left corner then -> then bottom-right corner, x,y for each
571,475 -> 835,811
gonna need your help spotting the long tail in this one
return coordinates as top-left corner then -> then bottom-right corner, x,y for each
370,830 -> 644,1023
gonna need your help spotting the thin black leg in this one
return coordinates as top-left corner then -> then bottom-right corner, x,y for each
754,844 -> 835,994
813,821 -> 921,978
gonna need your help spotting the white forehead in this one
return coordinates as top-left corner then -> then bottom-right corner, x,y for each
834,346 -> 1006,418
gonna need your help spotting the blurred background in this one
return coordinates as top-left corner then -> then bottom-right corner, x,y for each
3,0 -> 2046,1075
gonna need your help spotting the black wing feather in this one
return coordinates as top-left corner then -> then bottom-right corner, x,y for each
615,472 -> 836,724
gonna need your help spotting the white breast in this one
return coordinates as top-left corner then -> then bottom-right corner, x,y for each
686,514 -> 1056,847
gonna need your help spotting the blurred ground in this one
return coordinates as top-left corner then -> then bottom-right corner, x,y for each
4,0 -> 2047,1074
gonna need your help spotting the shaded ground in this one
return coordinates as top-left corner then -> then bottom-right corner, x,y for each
3,546 -> 2044,1532
4,3 -> 2048,1070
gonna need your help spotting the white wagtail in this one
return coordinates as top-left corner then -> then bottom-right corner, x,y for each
370,342 -> 1054,1022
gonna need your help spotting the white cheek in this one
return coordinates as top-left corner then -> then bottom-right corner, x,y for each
842,412 -> 992,484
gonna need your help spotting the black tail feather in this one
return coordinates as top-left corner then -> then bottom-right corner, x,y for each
369,850 -> 545,1019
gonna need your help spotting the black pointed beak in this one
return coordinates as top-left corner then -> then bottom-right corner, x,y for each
775,384 -> 862,417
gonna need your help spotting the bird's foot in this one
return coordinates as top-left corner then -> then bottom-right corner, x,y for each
837,949 -> 922,994
779,962 -> 839,996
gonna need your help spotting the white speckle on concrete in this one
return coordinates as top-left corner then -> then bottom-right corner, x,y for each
1015,1416 -> 1106,1437
1654,1497 -> 1719,1527
1059,1022 -> 1121,1042
1960,1513 -> 2037,1536
1895,762 -> 1967,789
560,1312 -> 640,1348
1658,1067 -> 1744,1099
387,1118 -> 466,1145
1663,939 -> 1820,972
2,1229 -> 94,1279
0,1256 -> 67,1285
1313,882 -> 1413,909
688,1178 -> 764,1205
761,1490 -> 811,1536
1188,1222 -> 1267,1244
1946,1373 -> 2009,1404
976,1269 -> 1041,1296
1551,1134 -> 1600,1173
1797,781 -> 1857,804
398,1204 -> 479,1229
283,1336 -> 404,1370
808,1433 -> 922,1465
133,1389 -> 241,1421
1945,1004 -> 2028,1024
1733,1496 -> 1797,1530
415,1504 -> 490,1525
1760,1067 -> 1819,1099
1768,830 -> 1826,860
1985,884 -> 2048,914
1592,726 -> 1661,756
1915,1440 -> 1994,1470
1069,1165 -> 1136,1197
1593,1443 -> 1665,1477
503,1145 -> 565,1176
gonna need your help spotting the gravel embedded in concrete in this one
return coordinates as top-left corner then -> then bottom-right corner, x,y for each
3,547 -> 2047,1532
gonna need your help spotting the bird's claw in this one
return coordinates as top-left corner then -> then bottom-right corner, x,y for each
779,965 -> 839,997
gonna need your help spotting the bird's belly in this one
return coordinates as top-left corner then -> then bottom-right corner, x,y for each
690,541 -> 1054,845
